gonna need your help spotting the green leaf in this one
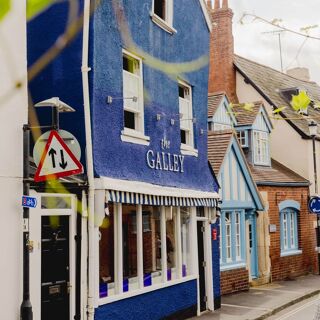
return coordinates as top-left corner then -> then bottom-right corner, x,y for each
27,0 -> 53,21
243,103 -> 254,112
0,0 -> 11,22
290,91 -> 311,112
273,106 -> 287,114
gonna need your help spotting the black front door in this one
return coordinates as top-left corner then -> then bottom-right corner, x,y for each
41,216 -> 70,320
197,221 -> 206,312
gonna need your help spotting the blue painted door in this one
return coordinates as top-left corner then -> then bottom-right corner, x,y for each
246,213 -> 258,279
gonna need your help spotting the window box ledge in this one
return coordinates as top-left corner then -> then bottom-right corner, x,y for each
150,13 -> 177,34
99,275 -> 197,306
180,144 -> 198,157
280,249 -> 302,257
220,262 -> 247,272
121,129 -> 150,146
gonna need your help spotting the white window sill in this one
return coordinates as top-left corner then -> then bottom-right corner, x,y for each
180,144 -> 198,157
121,129 -> 150,146
220,262 -> 247,271
150,13 -> 177,34
99,275 -> 197,306
280,249 -> 302,257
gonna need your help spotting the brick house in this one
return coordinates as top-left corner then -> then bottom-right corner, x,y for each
206,0 -> 318,300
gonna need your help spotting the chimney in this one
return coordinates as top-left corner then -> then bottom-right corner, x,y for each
286,67 -> 310,82
208,1 -> 238,102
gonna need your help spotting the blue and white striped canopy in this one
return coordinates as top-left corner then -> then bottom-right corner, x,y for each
107,190 -> 216,207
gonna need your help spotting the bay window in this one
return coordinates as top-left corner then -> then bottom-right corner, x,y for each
253,131 -> 269,165
99,203 -> 194,301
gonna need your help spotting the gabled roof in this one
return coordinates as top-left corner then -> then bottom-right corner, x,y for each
233,101 -> 273,132
208,92 -> 237,125
207,130 -> 233,173
249,159 -> 309,187
234,55 -> 320,138
208,92 -> 225,117
207,130 -> 264,210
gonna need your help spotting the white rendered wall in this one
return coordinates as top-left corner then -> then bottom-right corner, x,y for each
236,72 -> 311,185
0,1 -> 28,318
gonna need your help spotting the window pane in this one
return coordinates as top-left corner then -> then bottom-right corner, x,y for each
181,207 -> 190,277
181,130 -> 186,144
166,207 -> 176,280
122,205 -> 138,292
124,111 -> 135,130
283,212 -> 288,249
41,196 -> 71,209
225,212 -> 231,261
142,206 -> 162,287
154,0 -> 166,20
235,212 -> 241,259
99,204 -> 115,298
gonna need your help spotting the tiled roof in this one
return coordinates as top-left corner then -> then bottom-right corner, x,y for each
249,159 -> 309,186
234,55 -> 320,138
208,92 -> 225,117
207,130 -> 233,173
232,101 -> 263,126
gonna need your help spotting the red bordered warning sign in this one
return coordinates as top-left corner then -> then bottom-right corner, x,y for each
34,130 -> 83,182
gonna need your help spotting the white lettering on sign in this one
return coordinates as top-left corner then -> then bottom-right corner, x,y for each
146,150 -> 185,173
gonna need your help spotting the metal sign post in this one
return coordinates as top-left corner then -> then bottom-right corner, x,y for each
20,124 -> 33,320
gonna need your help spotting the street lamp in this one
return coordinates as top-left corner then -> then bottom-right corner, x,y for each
35,97 -> 75,130
20,97 -> 75,320
309,120 -> 320,274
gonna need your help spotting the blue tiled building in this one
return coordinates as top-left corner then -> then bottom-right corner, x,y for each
27,1 -> 220,319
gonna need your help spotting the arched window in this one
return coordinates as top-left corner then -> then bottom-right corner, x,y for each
278,200 -> 300,255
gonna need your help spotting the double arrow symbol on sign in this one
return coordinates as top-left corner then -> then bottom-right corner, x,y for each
48,148 -> 68,169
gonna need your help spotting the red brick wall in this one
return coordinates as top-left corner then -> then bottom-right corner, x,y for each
208,5 -> 238,102
258,185 -> 318,281
220,268 -> 249,295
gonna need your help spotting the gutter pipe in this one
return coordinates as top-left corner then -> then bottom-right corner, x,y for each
81,0 -> 95,319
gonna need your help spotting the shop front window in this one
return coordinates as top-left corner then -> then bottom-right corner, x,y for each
99,203 -> 196,301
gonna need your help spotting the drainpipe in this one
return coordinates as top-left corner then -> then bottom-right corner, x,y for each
81,0 -> 95,319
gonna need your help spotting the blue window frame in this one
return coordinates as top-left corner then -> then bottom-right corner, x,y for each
220,210 -> 246,267
280,208 -> 298,252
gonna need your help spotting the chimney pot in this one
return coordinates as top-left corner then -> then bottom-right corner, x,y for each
214,0 -> 220,9
206,0 -> 212,9
286,67 -> 310,81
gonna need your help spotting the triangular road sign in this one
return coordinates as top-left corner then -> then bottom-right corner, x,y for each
34,130 -> 83,182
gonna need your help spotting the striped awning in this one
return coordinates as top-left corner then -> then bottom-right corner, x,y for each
107,190 -> 217,207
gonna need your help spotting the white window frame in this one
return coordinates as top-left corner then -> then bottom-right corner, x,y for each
253,130 -> 270,165
280,208 -> 300,256
237,130 -> 248,148
150,0 -> 176,34
98,204 -> 197,305
121,50 -> 150,146
213,123 -> 232,131
179,80 -> 198,157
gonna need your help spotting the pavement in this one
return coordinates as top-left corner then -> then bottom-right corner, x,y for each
192,274 -> 320,320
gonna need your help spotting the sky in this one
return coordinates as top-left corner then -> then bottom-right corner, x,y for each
227,0 -> 320,84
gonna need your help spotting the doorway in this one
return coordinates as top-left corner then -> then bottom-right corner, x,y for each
247,214 -> 258,279
29,192 -> 76,320
197,221 -> 207,312
41,215 -> 70,320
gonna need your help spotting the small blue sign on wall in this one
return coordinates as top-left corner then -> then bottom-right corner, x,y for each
22,196 -> 37,208
308,196 -> 320,214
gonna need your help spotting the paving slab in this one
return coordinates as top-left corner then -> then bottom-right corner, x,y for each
191,274 -> 320,320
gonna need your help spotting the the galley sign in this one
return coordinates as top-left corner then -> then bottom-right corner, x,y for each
146,137 -> 185,173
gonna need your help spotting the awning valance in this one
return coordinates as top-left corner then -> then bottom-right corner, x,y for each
106,190 -> 217,207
